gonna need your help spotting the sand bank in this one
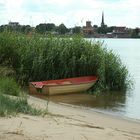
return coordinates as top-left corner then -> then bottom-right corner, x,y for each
0,96 -> 140,140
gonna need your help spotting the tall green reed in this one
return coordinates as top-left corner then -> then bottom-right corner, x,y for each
0,32 -> 130,92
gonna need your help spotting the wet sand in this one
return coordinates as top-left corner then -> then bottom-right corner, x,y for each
0,95 -> 140,140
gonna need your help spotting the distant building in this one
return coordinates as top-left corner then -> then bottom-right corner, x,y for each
101,12 -> 106,27
112,26 -> 130,38
9,22 -> 19,27
101,12 -> 107,28
138,28 -> 140,36
113,26 -> 126,33
83,21 -> 94,36
100,12 -> 107,34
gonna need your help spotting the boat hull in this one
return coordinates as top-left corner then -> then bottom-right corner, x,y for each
42,82 -> 95,95
29,76 -> 97,95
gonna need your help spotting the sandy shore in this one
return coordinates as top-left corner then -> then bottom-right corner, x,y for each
0,96 -> 140,140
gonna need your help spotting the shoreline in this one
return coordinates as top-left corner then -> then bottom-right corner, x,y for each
0,95 -> 140,140
58,101 -> 140,123
29,96 -> 140,123
32,93 -> 140,122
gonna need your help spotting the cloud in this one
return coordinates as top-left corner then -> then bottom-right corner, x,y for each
0,0 -> 5,11
46,0 -> 75,7
0,0 -> 140,28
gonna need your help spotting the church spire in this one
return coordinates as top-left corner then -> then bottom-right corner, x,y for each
101,11 -> 105,27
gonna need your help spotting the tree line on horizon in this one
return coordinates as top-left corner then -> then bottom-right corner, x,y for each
0,22 -> 139,38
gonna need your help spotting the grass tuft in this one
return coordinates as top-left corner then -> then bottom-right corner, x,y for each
0,94 -> 47,117
0,77 -> 20,96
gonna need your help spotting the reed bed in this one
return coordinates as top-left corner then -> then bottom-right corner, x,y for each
0,32 -> 129,92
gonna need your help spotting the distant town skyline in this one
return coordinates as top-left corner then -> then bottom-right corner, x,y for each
0,0 -> 140,28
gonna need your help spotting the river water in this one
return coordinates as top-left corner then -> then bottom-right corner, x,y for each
36,39 -> 140,120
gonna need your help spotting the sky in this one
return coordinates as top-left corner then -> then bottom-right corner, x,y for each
0,0 -> 140,28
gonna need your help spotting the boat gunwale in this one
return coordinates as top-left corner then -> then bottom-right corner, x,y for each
30,76 -> 98,88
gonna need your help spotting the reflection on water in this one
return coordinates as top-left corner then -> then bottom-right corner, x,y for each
45,91 -> 127,110
32,39 -> 140,120
32,90 -> 128,117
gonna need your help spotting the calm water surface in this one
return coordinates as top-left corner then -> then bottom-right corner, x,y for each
37,39 -> 140,120
102,39 -> 140,120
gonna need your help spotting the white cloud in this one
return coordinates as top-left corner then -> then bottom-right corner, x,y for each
0,0 -> 140,28
46,0 -> 75,7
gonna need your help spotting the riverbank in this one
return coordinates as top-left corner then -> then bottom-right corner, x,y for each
0,96 -> 140,140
